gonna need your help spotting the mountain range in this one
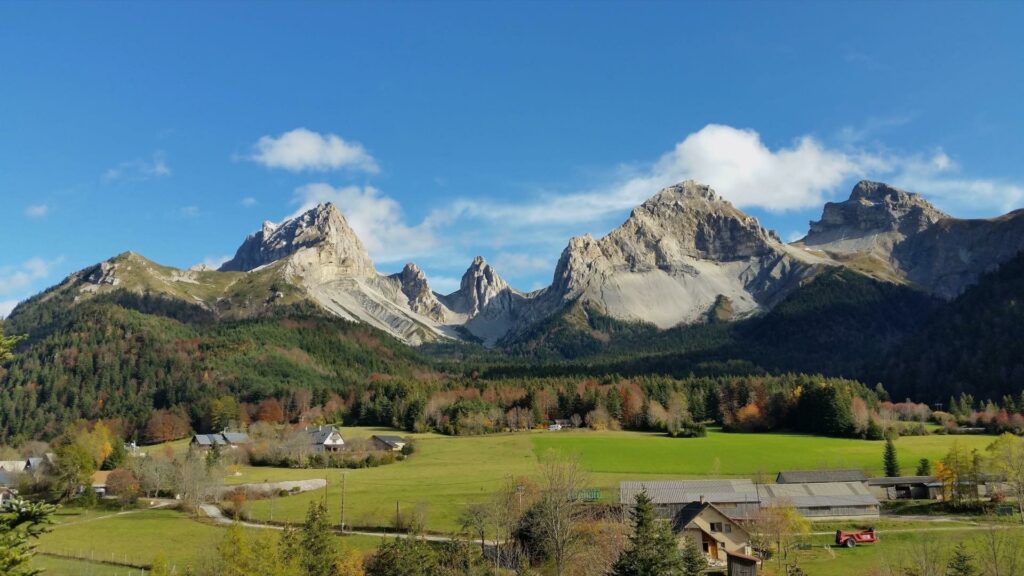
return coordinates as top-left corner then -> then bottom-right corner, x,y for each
13,179 -> 1024,348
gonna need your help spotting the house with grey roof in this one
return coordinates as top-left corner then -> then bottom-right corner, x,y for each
191,431 -> 251,450
307,426 -> 344,453
619,480 -> 762,521
372,435 -> 408,452
671,500 -> 753,566
757,481 -> 880,519
775,469 -> 868,484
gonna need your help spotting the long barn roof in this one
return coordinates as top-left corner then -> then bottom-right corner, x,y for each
619,480 -> 759,505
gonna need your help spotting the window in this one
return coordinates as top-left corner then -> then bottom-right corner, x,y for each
723,524 -> 732,533
710,522 -> 723,533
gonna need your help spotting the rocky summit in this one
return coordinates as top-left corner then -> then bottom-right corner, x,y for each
801,180 -> 1024,298
547,181 -> 828,328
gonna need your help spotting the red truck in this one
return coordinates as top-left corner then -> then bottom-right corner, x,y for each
835,528 -> 878,548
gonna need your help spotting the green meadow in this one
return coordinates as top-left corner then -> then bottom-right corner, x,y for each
241,427 -> 995,533
28,428 -> 1004,575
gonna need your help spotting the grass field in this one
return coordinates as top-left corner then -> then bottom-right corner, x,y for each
241,427 -> 995,533
32,428 -> 999,575
32,506 -> 384,576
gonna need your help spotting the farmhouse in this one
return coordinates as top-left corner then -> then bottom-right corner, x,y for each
373,435 -> 407,452
866,476 -> 941,500
756,481 -> 880,519
775,469 -> 868,484
671,500 -> 753,565
92,470 -> 111,496
0,487 -> 16,505
619,480 -> 762,521
307,425 -> 345,452
191,431 -> 252,449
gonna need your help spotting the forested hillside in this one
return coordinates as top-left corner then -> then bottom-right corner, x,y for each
882,251 -> 1024,403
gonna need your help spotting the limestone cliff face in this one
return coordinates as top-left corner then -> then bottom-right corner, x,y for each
220,204 -> 375,277
547,181 -> 824,328
391,263 -> 447,323
800,180 -> 1024,298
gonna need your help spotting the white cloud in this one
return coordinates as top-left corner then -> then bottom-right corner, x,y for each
241,197 -> 258,207
0,300 -> 19,318
444,124 -> 1024,229
104,152 -> 171,182
251,128 -> 378,173
292,183 -> 436,263
179,206 -> 200,218
0,257 -> 61,296
25,204 -> 49,218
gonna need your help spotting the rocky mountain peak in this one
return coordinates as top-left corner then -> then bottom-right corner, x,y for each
220,202 -> 375,275
392,262 -> 446,322
439,256 -> 513,317
807,180 -> 948,239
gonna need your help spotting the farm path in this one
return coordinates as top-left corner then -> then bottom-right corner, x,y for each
53,501 -> 173,528
198,504 -> 474,543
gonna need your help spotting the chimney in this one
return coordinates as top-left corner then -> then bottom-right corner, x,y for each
699,495 -> 706,504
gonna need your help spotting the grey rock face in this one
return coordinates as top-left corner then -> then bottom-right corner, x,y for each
220,203 -> 375,276
801,180 -> 1024,298
547,181 -> 824,328
391,263 -> 447,322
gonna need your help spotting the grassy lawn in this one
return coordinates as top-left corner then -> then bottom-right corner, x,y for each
32,555 -> 149,576
242,428 -> 995,533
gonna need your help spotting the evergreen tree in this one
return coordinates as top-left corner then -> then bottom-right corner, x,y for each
679,535 -> 708,576
611,490 -> 686,576
916,458 -> 932,476
945,543 -> 977,576
0,498 -> 56,576
884,437 -> 901,477
300,501 -> 338,576
0,322 -> 23,364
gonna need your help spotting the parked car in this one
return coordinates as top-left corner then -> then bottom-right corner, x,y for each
835,528 -> 878,547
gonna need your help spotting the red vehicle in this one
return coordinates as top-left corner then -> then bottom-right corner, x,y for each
835,528 -> 878,548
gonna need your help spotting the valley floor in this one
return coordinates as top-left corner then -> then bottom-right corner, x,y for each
32,427 -> 1003,575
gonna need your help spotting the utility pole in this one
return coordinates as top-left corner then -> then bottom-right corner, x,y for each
339,472 -> 346,532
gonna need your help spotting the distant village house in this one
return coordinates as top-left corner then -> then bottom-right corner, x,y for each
307,425 -> 345,452
372,435 -> 407,452
191,431 -> 252,450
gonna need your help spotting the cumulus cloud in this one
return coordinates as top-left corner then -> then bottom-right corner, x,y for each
292,183 -> 436,263
251,128 -> 378,173
446,124 -> 1024,228
25,204 -> 49,218
104,152 -> 171,182
241,197 -> 258,207
0,257 -> 61,296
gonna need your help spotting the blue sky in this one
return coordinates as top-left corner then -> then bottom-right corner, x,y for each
3,1 -> 1024,316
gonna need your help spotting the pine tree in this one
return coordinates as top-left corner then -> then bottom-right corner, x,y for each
884,437 -> 901,477
300,501 -> 339,576
611,490 -> 686,576
945,543 -> 977,576
916,458 -> 932,476
680,535 -> 708,576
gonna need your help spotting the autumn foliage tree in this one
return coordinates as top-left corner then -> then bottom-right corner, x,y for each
146,409 -> 191,443
257,398 -> 285,424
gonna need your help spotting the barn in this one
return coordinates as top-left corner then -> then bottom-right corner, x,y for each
757,481 -> 880,519
619,480 -> 762,521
